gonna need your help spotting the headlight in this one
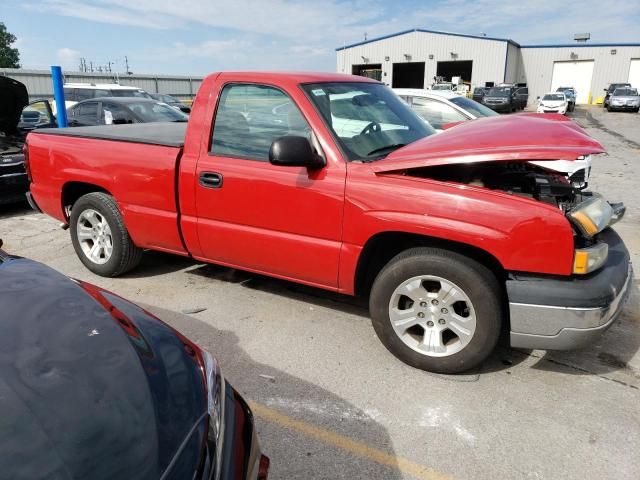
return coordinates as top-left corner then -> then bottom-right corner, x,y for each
573,242 -> 608,274
203,350 -> 226,479
568,195 -> 613,237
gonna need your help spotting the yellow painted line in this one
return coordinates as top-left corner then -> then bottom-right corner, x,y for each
250,402 -> 452,480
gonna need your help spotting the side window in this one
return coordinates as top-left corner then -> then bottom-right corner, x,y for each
101,103 -> 133,124
409,97 -> 467,130
75,89 -> 94,101
77,102 -> 99,123
210,84 -> 310,161
93,89 -> 110,98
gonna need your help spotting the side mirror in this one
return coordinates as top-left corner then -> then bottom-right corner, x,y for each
112,117 -> 129,125
269,136 -> 325,169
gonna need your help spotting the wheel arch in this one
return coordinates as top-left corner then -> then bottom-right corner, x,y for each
61,181 -> 112,220
354,231 -> 507,299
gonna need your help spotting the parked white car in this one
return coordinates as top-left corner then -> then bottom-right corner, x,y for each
63,83 -> 152,107
537,92 -> 569,115
393,88 -> 497,131
396,88 -> 591,186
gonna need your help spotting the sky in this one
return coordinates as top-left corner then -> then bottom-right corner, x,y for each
3,0 -> 640,76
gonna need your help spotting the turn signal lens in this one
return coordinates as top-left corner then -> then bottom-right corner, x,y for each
571,211 -> 598,236
573,242 -> 608,274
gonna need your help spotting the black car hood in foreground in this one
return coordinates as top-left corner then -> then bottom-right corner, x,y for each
0,255 -> 208,480
0,76 -> 28,135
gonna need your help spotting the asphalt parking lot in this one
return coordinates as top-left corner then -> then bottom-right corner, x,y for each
1,106 -> 639,480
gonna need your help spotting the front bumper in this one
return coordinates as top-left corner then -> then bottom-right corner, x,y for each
483,102 -> 511,112
508,228 -> 632,350
609,104 -> 639,111
537,107 -> 567,114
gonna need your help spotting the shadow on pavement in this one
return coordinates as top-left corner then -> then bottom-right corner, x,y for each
120,250 -> 198,279
187,263 -> 532,374
128,255 -> 636,381
145,305 -> 404,480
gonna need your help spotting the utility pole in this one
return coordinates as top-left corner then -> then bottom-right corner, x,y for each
125,56 -> 131,75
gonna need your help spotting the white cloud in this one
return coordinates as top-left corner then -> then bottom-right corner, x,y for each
412,0 -> 640,44
16,0 -> 640,73
56,47 -> 80,68
23,0 -> 389,43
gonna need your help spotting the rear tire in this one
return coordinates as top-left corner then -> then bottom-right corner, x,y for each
70,192 -> 142,277
369,247 -> 502,374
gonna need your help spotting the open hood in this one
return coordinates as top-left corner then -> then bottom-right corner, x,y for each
371,114 -> 604,173
0,76 -> 28,135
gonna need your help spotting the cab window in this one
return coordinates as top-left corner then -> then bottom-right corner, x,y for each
210,84 -> 311,161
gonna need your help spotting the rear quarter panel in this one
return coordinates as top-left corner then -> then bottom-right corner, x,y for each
27,133 -> 186,254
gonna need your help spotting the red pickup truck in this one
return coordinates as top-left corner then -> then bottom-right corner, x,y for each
25,72 -> 631,373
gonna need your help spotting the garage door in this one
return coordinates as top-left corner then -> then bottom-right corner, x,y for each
629,59 -> 640,89
551,60 -> 595,104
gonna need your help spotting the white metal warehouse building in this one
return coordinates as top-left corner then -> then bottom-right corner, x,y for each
336,29 -> 640,106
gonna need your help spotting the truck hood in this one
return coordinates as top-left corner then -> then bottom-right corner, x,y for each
371,114 -> 604,173
0,76 -> 28,135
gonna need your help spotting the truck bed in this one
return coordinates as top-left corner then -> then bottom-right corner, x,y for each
33,123 -> 187,147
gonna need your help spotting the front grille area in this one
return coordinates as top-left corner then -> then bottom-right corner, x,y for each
0,162 -> 26,177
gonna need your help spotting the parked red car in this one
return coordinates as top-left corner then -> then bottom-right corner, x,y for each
25,72 -> 631,373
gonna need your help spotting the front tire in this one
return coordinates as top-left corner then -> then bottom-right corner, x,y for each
369,248 -> 502,374
70,192 -> 142,277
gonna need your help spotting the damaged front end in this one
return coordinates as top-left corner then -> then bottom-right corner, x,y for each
402,158 -> 625,275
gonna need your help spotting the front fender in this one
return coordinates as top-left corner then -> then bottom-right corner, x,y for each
342,165 -> 575,291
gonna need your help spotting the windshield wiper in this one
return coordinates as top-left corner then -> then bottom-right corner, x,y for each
365,143 -> 407,158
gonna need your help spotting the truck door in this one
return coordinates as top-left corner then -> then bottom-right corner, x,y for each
194,83 -> 346,289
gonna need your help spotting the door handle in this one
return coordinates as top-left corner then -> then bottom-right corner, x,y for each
199,172 -> 223,189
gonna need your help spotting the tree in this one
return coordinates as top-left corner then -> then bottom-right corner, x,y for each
0,22 -> 21,68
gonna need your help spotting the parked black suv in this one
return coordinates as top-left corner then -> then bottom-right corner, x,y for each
472,87 -> 488,104
604,83 -> 631,108
482,86 -> 528,113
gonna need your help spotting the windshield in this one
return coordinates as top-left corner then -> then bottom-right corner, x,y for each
608,84 -> 630,92
127,101 -> 188,122
302,82 -> 434,161
557,88 -> 574,94
613,88 -> 638,96
449,96 -> 498,118
431,84 -> 452,91
486,87 -> 511,97
542,94 -> 565,101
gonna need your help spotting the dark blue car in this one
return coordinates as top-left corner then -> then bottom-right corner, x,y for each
0,245 -> 269,480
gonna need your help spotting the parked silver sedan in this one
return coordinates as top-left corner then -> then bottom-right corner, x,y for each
606,87 -> 640,112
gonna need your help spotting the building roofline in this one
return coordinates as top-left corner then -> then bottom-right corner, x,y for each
336,28 -> 520,51
521,42 -> 640,48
